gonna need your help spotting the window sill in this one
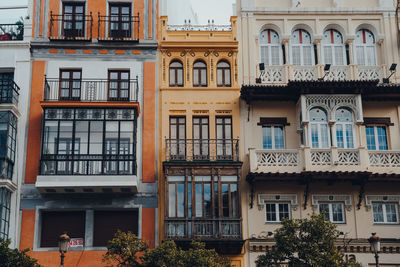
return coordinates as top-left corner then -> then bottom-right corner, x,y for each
372,223 -> 400,225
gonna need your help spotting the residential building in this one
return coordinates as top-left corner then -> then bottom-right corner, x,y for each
237,0 -> 400,266
0,6 -> 31,248
158,16 -> 244,266
20,0 -> 158,265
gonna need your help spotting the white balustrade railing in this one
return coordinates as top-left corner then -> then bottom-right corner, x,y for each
260,66 -> 285,84
325,66 -> 349,81
357,66 -> 382,81
310,149 -> 332,165
256,149 -> 299,166
291,66 -> 317,81
337,149 -> 359,165
368,151 -> 400,167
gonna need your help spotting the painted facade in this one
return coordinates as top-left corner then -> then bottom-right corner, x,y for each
0,6 -> 31,248
20,0 -> 158,265
238,0 -> 400,266
158,16 -> 244,266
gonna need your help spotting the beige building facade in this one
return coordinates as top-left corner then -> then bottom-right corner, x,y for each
237,0 -> 400,266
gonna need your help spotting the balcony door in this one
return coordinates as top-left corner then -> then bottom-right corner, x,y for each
108,70 -> 130,101
63,3 -> 85,38
193,117 -> 209,160
0,73 -> 14,103
169,117 -> 186,160
59,70 -> 81,101
216,117 -> 233,160
109,3 -> 131,39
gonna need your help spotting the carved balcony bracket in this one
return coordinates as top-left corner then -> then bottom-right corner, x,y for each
311,195 -> 352,211
365,195 -> 400,211
258,194 -> 298,211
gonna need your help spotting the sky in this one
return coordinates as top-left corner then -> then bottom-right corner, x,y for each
0,0 -> 29,24
190,0 -> 235,24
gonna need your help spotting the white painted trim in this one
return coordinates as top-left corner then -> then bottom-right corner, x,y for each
311,194 -> 352,211
258,193 -> 298,211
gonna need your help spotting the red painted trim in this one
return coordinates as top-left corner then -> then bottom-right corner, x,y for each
362,29 -> 366,44
330,29 -> 334,44
267,30 -> 271,44
299,30 -> 303,44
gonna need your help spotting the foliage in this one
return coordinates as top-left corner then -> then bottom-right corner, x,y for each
0,238 -> 42,267
104,231 -> 231,267
255,214 -> 363,267
103,230 -> 148,267
142,240 -> 231,267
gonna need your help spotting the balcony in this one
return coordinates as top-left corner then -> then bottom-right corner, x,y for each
0,79 -> 19,105
98,13 -> 140,41
0,158 -> 14,180
257,65 -> 384,84
165,218 -> 242,239
49,12 -> 93,41
0,24 -> 24,41
44,77 -> 139,102
249,147 -> 400,175
164,139 -> 240,162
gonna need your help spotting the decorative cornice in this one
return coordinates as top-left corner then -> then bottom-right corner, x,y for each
365,195 -> 400,211
257,193 -> 298,211
311,194 -> 352,211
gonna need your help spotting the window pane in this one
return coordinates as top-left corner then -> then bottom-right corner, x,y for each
302,46 -> 312,66
292,46 -> 301,65
274,126 -> 285,149
372,203 -> 384,223
231,184 -> 238,217
334,46 -> 344,65
385,204 -> 398,223
271,46 -> 280,65
323,46 -> 333,65
336,124 -> 344,148
366,126 -> 376,150
320,124 -> 329,148
266,203 -> 276,222
177,184 -> 184,217
345,124 -> 354,148
278,203 -> 289,221
195,184 -> 202,217
332,203 -> 344,223
187,182 -> 192,218
168,184 -> 176,217
222,184 -> 229,217
319,203 -> 330,221
262,126 -> 272,149
377,126 -> 388,150
204,184 -> 211,217
311,124 -> 319,148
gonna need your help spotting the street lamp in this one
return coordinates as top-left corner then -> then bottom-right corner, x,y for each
58,233 -> 70,267
368,232 -> 380,267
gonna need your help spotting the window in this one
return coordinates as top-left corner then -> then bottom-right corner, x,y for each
109,3 -> 131,38
166,175 -> 239,238
169,61 -> 184,87
216,61 -> 231,87
216,117 -> 233,160
372,203 -> 398,224
0,72 -> 15,104
260,29 -> 282,66
193,117 -> 209,160
63,2 -> 85,38
169,117 -> 186,160
193,61 -> 207,87
309,107 -> 330,148
108,70 -> 130,101
366,126 -> 388,150
290,29 -> 313,66
59,70 -> 81,101
322,29 -> 346,66
265,203 -> 290,223
335,108 -> 354,148
0,188 -> 11,240
355,29 -> 377,66
93,210 -> 138,246
262,126 -> 284,149
40,108 -> 137,175
319,203 -> 345,223
40,211 -> 86,247
0,112 -> 17,179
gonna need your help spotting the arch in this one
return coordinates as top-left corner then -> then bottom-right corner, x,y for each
169,59 -> 184,87
193,60 -> 207,87
322,23 -> 347,38
290,23 -> 315,40
259,23 -> 283,38
333,105 -> 357,121
216,60 -> 231,87
354,23 -> 380,40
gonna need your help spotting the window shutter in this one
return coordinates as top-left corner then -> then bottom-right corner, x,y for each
292,46 -> 301,65
271,46 -> 280,65
355,46 -> 365,66
366,46 -> 376,66
260,46 -> 269,66
334,46 -> 344,66
323,46 -> 333,65
303,46 -> 312,66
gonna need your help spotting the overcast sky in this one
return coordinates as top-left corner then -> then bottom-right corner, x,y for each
190,0 -> 235,24
0,0 -> 29,24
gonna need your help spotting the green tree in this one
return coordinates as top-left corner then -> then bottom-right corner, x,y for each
0,239 -> 42,267
103,230 -> 148,267
255,214 -> 362,267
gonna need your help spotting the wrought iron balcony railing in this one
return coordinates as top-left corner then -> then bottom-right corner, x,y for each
0,79 -> 20,105
0,157 -> 14,180
40,154 -> 136,176
44,77 -> 139,102
0,24 -> 24,41
165,138 -> 240,162
98,13 -> 140,41
49,12 -> 93,41
165,218 -> 242,239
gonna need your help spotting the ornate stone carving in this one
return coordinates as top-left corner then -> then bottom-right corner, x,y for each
257,194 -> 298,211
312,195 -> 352,211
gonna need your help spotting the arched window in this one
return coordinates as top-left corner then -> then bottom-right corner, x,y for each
260,29 -> 282,66
290,29 -> 313,66
169,60 -> 183,87
335,108 -> 354,148
193,60 -> 207,87
309,107 -> 329,148
322,29 -> 346,66
216,61 -> 231,87
355,29 -> 377,66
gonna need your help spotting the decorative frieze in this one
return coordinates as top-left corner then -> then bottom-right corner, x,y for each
257,194 -> 298,211
311,195 -> 352,211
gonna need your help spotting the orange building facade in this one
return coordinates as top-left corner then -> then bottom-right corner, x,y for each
20,0 -> 158,265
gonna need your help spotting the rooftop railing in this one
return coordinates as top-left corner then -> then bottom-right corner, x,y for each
0,23 -> 24,41
167,20 -> 232,31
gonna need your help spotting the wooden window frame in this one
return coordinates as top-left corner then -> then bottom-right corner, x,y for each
62,2 -> 85,38
216,61 -> 231,87
108,3 -> 132,39
193,61 -> 207,87
192,116 -> 209,160
59,69 -> 82,101
169,60 -> 184,87
108,70 -> 130,101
